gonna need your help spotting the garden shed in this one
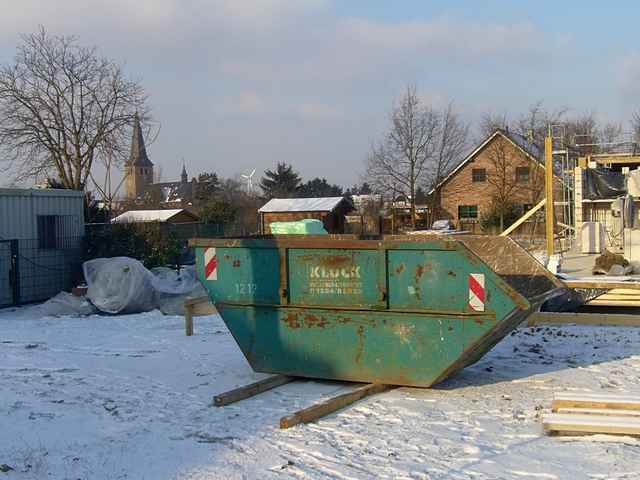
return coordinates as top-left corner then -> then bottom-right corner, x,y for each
258,197 -> 354,234
0,188 -> 85,307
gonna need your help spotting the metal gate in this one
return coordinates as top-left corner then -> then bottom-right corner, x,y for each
0,240 -> 18,308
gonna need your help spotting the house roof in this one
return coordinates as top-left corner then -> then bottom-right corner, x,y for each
506,129 -> 542,160
111,209 -> 197,223
259,197 -> 350,213
431,129 -> 547,194
350,194 -> 382,205
145,181 -> 194,205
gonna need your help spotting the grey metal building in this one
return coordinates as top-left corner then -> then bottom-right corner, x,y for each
0,188 -> 85,307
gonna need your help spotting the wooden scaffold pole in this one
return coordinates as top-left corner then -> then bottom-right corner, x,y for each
545,132 -> 554,256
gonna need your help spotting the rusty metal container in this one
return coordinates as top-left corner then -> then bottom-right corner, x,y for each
191,235 -> 564,387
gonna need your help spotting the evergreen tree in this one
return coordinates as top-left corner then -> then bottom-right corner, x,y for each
195,172 -> 220,204
298,177 -> 343,198
359,182 -> 372,194
259,162 -> 302,198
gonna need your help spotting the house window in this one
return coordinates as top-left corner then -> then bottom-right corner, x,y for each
472,168 -> 486,182
37,215 -> 58,249
516,167 -> 530,183
458,205 -> 478,219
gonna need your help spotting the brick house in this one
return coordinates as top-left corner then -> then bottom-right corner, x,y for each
433,129 -> 563,231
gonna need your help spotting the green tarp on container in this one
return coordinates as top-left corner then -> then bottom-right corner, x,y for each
269,219 -> 328,235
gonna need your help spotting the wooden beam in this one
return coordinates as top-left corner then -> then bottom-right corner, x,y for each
184,295 -> 217,336
542,413 -> 640,436
593,155 -> 640,165
184,295 -> 217,316
279,383 -> 392,429
564,280 -> 640,290
500,198 -> 546,237
557,407 -> 640,417
213,375 -> 294,407
545,135 -> 554,256
552,393 -> 640,412
528,311 -> 640,327
586,299 -> 640,307
589,293 -> 640,302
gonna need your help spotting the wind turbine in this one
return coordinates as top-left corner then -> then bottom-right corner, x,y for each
241,168 -> 256,193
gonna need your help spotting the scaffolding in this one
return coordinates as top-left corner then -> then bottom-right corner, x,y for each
547,126 -> 640,253
549,124 -> 579,252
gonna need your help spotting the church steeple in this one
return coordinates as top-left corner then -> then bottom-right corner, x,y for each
128,113 -> 153,167
125,113 -> 154,199
181,161 -> 188,183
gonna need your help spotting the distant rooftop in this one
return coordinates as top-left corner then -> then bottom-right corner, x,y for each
259,197 -> 350,213
111,209 -> 197,223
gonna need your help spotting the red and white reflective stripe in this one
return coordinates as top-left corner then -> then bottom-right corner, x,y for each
468,273 -> 485,312
204,247 -> 218,281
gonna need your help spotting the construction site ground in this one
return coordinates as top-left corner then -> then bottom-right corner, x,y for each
560,250 -> 602,277
2,308 -> 640,479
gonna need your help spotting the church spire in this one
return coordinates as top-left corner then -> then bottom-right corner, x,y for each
181,161 -> 188,183
128,113 -> 153,167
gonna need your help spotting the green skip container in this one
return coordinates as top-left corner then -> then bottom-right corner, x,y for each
191,235 -> 564,387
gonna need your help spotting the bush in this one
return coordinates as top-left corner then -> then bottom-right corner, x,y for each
85,223 -> 183,269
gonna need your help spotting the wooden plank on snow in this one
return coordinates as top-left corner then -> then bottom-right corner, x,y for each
586,298 -> 640,307
552,393 -> 640,412
527,312 -> 640,327
279,383 -> 392,429
564,280 -> 640,291
557,407 -> 640,417
213,375 -> 294,407
542,413 -> 640,436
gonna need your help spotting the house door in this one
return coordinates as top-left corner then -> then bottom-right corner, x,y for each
0,240 -> 18,308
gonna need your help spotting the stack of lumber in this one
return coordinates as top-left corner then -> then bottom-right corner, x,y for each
542,393 -> 640,437
585,288 -> 640,307
528,311 -> 640,327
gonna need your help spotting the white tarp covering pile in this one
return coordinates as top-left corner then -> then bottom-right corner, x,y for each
84,258 -> 157,314
25,292 -> 99,318
31,258 -> 205,317
150,265 -> 206,315
84,257 -> 205,315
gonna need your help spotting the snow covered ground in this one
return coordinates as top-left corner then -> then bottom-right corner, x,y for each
2,308 -> 640,480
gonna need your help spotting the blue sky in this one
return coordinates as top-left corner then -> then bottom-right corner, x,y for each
1,1 -> 640,188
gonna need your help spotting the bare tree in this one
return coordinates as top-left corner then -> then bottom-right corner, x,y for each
479,111 -> 508,139
599,121 -> 623,145
485,135 -> 524,232
563,111 -> 599,153
0,27 -> 149,189
366,86 -> 440,230
632,111 -> 640,143
429,103 -> 470,190
514,101 -> 567,147
427,102 -> 470,222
